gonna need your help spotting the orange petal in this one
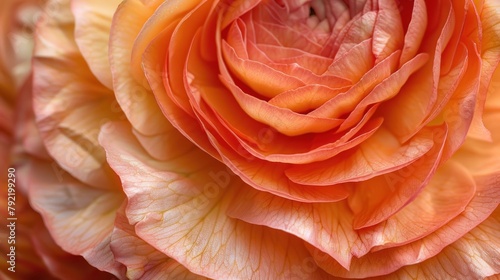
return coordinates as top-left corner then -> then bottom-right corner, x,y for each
142,23 -> 220,160
314,169 -> 500,278
356,159 -> 476,253
387,207 -> 500,279
109,0 -> 174,136
371,0 -> 404,62
340,52 -> 429,132
309,48 -> 400,119
348,125 -> 447,229
287,126 -> 433,185
468,0 -> 500,140
399,0 -> 428,66
227,186 -> 358,270
102,121 -> 334,279
222,41 -> 306,98
222,77 -> 344,136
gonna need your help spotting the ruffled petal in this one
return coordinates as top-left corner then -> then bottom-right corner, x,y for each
102,121 -> 335,279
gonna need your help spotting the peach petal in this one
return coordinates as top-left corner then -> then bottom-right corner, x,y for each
189,65 -> 381,164
222,41 -> 306,98
207,132 -> 350,202
255,22 -> 325,54
268,84 -> 349,113
438,44 -> 482,161
13,77 -> 50,162
371,0 -> 404,62
141,23 -> 220,160
102,121 -> 334,279
454,65 -> 500,176
253,44 -> 335,75
111,206 -> 208,280
71,0 -> 121,89
468,0 -> 500,140
235,112 -> 381,164
26,160 -> 126,278
381,1 -> 454,141
309,48 -> 400,119
241,40 -> 352,88
348,125 -> 447,229
109,0 -> 173,136
225,19 -> 249,60
340,53 -> 429,131
220,0 -> 261,29
315,171 -> 500,278
227,187 -> 358,270
165,0 -> 216,114
327,38 -> 374,82
386,207 -> 500,279
33,0 -> 123,189
286,126 -> 434,186
356,159 -> 476,253
187,34 -> 380,164
222,77 -> 344,136
333,11 -> 376,60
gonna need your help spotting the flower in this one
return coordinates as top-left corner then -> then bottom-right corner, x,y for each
22,0 -> 500,279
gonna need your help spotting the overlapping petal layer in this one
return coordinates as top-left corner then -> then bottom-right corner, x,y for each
16,0 -> 500,278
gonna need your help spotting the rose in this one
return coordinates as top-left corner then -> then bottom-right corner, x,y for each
0,1 -> 116,279
26,0 -> 500,279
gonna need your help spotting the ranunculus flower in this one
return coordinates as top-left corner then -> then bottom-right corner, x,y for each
24,0 -> 500,279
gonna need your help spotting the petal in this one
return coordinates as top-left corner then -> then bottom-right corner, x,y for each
286,126 -> 434,185
356,159 -> 476,253
399,0 -> 428,66
102,121 -> 334,279
387,206 -> 500,279
26,159 -> 126,278
348,125 -> 447,229
109,0 -> 174,136
227,187 -> 358,270
71,0 -> 121,89
33,0 -> 122,188
468,0 -> 500,140
371,0 -> 404,62
111,206 -> 208,280
314,169 -> 500,278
